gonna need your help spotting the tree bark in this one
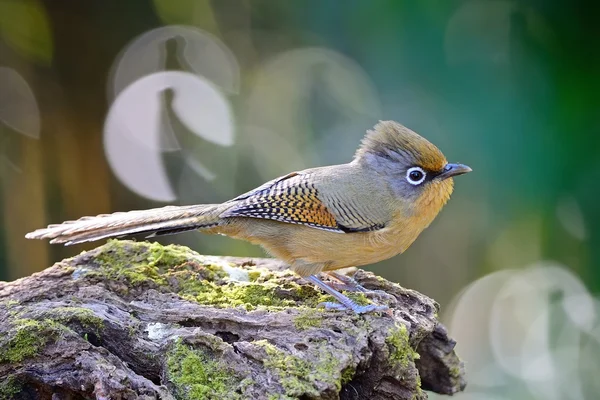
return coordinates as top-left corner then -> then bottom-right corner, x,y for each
0,240 -> 466,400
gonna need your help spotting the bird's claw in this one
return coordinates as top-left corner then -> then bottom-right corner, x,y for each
352,303 -> 390,314
326,282 -> 368,293
308,275 -> 390,315
327,281 -> 396,303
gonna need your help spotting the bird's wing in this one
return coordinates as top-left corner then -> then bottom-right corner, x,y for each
221,169 -> 390,233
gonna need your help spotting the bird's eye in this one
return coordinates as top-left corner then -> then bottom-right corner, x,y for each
406,167 -> 426,185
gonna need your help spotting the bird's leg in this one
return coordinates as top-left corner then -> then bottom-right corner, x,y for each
307,275 -> 388,314
325,271 -> 368,292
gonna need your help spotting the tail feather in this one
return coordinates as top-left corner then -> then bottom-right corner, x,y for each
25,204 -> 224,245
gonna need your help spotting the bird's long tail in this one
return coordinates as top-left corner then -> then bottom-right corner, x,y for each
25,204 -> 227,246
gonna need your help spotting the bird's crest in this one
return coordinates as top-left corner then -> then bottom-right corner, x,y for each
355,121 -> 447,171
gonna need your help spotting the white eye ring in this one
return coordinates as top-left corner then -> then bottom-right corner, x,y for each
406,167 -> 426,185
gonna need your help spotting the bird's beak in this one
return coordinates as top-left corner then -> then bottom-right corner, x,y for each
437,163 -> 472,180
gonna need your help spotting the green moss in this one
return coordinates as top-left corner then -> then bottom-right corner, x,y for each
2,300 -> 19,308
88,240 -> 227,288
174,268 -> 329,311
346,292 -> 371,306
247,270 -> 261,281
177,274 -> 380,311
0,319 -> 65,363
0,377 -> 21,400
83,240 -> 380,312
386,323 -> 420,369
385,324 -> 423,398
128,324 -> 137,337
341,366 -> 356,385
47,307 -> 104,332
93,240 -> 186,286
449,365 -> 462,379
166,340 -> 239,400
256,339 -> 343,396
180,280 -> 297,310
411,373 -> 423,400
86,241 -> 307,310
293,309 -> 323,330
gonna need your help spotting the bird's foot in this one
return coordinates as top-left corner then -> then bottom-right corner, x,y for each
326,282 -> 366,292
325,272 -> 396,302
318,301 -> 389,314
326,271 -> 368,292
308,275 -> 390,314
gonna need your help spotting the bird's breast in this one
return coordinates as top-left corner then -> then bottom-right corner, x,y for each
285,214 -> 423,271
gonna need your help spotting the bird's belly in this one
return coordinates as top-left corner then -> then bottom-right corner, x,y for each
221,218 -> 417,272
314,230 -> 410,270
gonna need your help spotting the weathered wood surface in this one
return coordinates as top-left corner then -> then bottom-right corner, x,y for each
0,240 -> 466,400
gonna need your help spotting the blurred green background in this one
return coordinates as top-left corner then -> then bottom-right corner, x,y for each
1,1 -> 599,398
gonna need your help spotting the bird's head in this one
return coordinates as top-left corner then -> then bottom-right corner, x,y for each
354,120 -> 471,217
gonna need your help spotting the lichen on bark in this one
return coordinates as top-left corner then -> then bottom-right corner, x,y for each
0,240 -> 466,399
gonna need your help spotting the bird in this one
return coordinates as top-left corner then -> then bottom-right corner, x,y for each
26,121 -> 471,313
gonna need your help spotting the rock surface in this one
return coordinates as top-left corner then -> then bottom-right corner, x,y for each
0,240 -> 466,399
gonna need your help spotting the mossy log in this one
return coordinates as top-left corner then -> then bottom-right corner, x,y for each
0,240 -> 466,400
